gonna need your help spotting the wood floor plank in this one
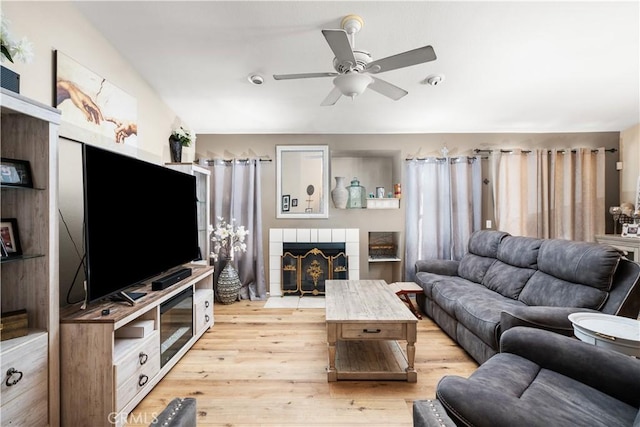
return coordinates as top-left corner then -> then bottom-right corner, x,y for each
125,299 -> 477,426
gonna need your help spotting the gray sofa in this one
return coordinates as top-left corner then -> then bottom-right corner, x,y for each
414,230 -> 640,364
413,326 -> 640,427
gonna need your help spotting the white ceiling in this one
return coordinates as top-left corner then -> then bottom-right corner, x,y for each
74,1 -> 639,135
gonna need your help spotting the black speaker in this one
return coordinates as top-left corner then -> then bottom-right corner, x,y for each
152,267 -> 193,291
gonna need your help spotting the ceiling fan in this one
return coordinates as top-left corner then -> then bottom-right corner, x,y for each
273,14 -> 437,106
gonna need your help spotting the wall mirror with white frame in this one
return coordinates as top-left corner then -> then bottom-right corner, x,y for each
276,145 -> 329,219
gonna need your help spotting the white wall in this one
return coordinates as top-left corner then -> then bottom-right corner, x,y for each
2,1 -> 193,162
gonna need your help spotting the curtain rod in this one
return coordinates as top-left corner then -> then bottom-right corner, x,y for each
472,148 -> 617,154
198,158 -> 272,165
404,156 -> 480,162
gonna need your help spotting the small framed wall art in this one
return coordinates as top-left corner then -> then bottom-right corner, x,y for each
1,218 -> 22,257
0,158 -> 33,188
621,223 -> 639,238
282,195 -> 291,212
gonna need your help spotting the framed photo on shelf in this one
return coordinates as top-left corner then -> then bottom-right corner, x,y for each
282,195 -> 291,212
291,198 -> 298,207
621,223 -> 639,238
0,218 -> 22,257
0,158 -> 33,188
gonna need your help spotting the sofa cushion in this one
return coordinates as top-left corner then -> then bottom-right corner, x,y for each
482,260 -> 536,299
436,353 -> 637,427
519,270 -> 608,309
497,235 -> 541,268
431,278 -> 490,317
537,239 -> 620,291
454,292 -> 526,349
467,230 -> 509,258
458,254 -> 496,284
415,272 -> 448,299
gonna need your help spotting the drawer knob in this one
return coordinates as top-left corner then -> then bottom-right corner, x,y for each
138,374 -> 149,387
5,368 -> 23,387
205,301 -> 210,308
138,352 -> 148,365
205,314 -> 210,322
363,328 -> 382,334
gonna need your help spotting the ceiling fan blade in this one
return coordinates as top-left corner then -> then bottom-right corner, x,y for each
320,86 -> 342,106
273,72 -> 338,80
369,76 -> 408,100
322,29 -> 356,66
366,45 -> 437,74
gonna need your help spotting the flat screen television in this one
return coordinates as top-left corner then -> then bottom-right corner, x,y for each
82,144 -> 199,304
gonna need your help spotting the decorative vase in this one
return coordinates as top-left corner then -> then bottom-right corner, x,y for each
331,176 -> 349,209
216,261 -> 241,304
169,137 -> 182,162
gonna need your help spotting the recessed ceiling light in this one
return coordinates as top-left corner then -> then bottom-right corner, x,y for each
248,74 -> 264,85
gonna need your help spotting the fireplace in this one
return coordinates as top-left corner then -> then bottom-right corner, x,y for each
281,243 -> 348,296
269,228 -> 360,296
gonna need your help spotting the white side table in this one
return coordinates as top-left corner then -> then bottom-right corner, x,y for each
568,312 -> 640,357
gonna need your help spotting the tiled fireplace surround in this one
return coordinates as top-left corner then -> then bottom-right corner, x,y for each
269,228 -> 360,296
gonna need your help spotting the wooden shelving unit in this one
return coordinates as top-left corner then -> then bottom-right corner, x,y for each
0,88 -> 61,426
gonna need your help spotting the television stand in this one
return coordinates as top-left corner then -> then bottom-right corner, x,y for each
112,291 -> 147,306
60,266 -> 214,427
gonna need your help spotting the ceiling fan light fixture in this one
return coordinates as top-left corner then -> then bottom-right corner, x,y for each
334,73 -> 373,99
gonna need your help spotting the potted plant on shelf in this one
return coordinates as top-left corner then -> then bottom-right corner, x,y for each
210,217 -> 249,304
168,126 -> 196,162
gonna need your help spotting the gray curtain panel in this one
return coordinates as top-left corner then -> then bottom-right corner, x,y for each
404,156 -> 482,281
208,159 -> 266,300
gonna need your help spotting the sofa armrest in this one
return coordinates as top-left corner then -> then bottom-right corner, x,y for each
500,306 -> 600,337
500,327 -> 640,406
412,399 -> 458,427
415,259 -> 460,276
150,398 -> 196,427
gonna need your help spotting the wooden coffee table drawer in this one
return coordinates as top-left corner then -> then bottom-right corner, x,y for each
340,323 -> 405,340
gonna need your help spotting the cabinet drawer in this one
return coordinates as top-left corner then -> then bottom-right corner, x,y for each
340,323 -> 405,340
195,289 -> 214,333
0,332 -> 49,426
114,331 -> 160,410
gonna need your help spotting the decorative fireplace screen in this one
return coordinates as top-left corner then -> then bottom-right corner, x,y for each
281,243 -> 348,296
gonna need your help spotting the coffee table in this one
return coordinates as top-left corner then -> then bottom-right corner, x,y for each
325,279 -> 418,382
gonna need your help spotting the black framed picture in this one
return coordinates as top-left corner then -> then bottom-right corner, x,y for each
1,158 -> 33,188
282,194 -> 290,212
1,218 -> 22,257
291,198 -> 298,207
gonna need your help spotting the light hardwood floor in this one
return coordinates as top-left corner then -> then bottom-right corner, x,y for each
126,299 -> 478,426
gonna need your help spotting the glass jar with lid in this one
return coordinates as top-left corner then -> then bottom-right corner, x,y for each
347,177 -> 366,209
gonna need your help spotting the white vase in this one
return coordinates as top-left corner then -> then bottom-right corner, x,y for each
331,176 -> 349,209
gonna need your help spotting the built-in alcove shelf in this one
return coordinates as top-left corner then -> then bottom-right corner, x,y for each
368,232 -> 401,262
330,150 -> 402,207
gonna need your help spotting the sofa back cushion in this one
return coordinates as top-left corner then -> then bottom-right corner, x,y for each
458,230 -> 509,284
459,255 -> 497,284
482,261 -> 536,299
537,239 -> 620,291
497,236 -> 541,268
468,230 -> 510,258
518,239 -> 621,309
519,271 -> 608,309
479,236 -> 541,299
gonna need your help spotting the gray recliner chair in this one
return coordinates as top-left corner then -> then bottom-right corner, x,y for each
413,327 -> 640,427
